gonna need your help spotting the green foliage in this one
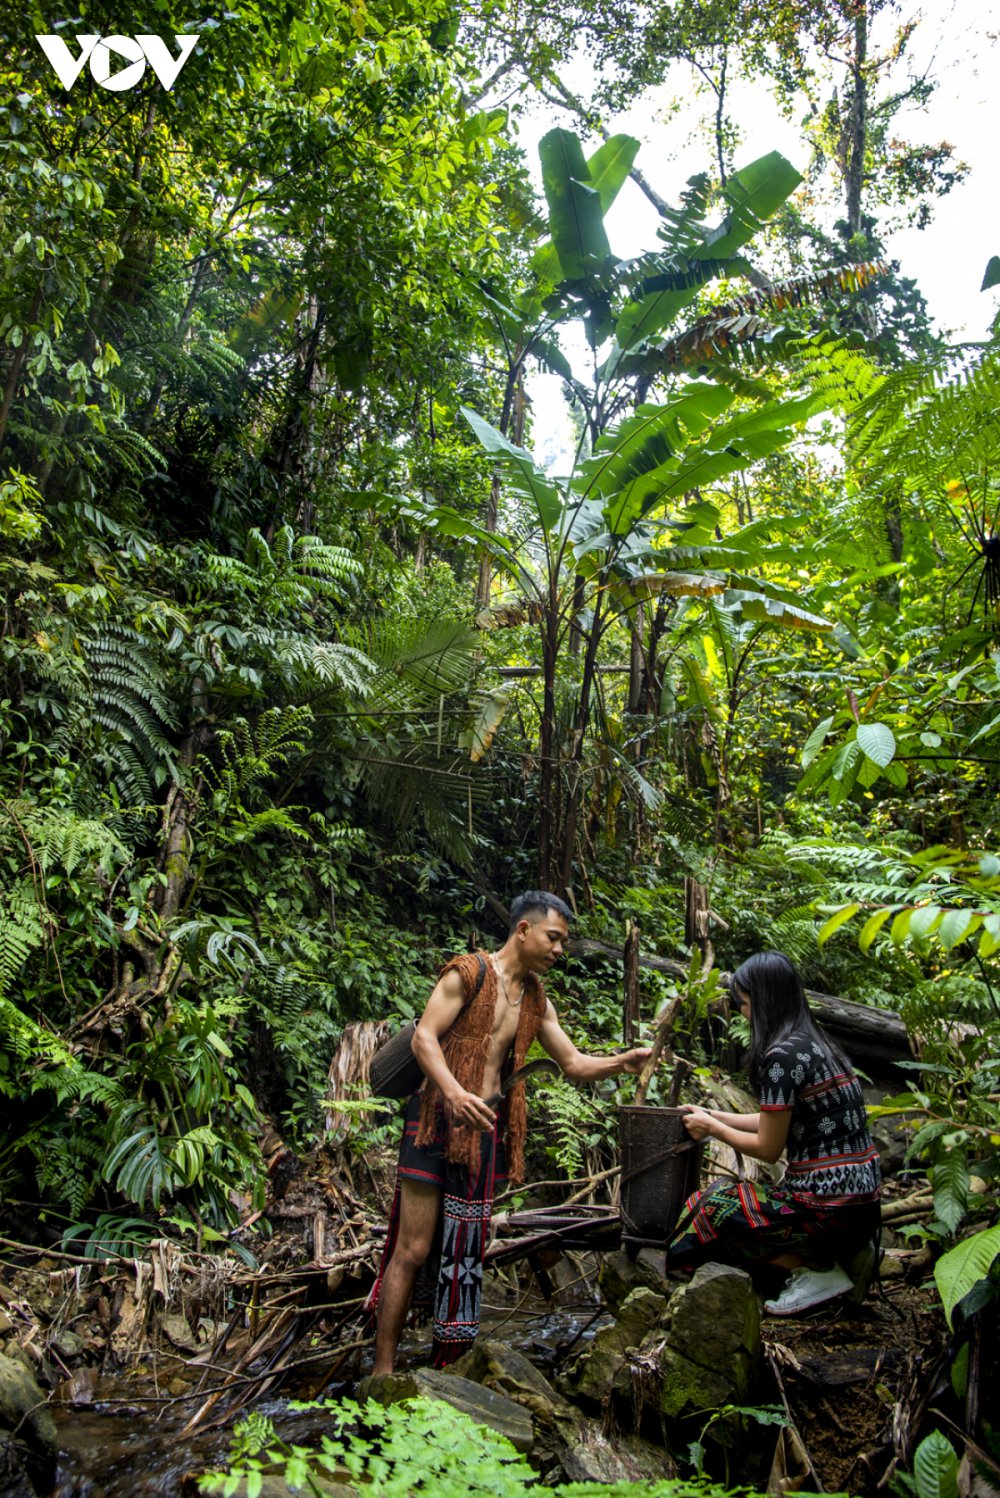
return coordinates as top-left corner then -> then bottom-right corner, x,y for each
200,1395 -> 779,1498
933,1225 -> 1000,1329
535,1073 -> 607,1178
892,1431 -> 960,1498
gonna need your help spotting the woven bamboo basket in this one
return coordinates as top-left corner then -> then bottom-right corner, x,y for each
619,1104 -> 704,1246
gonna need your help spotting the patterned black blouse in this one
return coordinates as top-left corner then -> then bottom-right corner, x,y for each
758,1031 -> 881,1206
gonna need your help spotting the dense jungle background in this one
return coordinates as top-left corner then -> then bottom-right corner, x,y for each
1,0 -> 999,1493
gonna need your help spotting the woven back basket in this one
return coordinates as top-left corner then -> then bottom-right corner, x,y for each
619,1104 -> 704,1246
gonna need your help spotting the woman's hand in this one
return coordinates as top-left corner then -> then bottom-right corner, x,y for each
679,1105 -> 716,1141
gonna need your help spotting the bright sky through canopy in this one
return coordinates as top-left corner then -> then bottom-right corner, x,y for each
511,0 -> 1000,468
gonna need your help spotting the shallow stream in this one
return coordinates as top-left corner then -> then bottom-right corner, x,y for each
50,1306 -> 605,1496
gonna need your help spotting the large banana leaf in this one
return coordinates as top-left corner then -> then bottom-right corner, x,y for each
723,577 -> 831,633
614,279 -> 705,356
539,128 -> 611,281
518,135 -> 637,322
586,134 -> 641,213
692,151 -> 803,261
574,384 -> 734,501
461,407 -> 563,532
604,392 -> 824,534
228,288 -> 303,358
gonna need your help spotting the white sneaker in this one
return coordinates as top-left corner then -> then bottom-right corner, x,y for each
764,1265 -> 853,1316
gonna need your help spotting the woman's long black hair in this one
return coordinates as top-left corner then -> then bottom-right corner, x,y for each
731,951 -> 852,1087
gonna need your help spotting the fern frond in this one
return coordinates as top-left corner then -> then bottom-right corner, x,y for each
0,880 -> 46,997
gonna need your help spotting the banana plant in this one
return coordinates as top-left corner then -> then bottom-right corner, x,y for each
421,130 -> 857,889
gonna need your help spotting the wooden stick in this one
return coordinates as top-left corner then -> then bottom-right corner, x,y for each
634,995 -> 681,1105
881,1192 -> 934,1221
179,1306 -> 296,1437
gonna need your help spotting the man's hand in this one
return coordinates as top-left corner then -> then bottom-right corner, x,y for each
446,1087 -> 497,1132
679,1104 -> 716,1141
619,1047 -> 653,1075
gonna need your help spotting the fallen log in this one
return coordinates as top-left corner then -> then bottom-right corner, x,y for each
567,936 -> 913,1071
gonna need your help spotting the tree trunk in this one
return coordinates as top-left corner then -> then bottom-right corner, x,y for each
684,877 -> 715,971
623,919 -> 641,1044
476,361 -> 524,611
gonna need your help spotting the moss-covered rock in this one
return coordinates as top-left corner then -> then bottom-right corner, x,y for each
565,1286 -> 668,1405
598,1249 -> 672,1314
657,1263 -> 760,1420
0,1351 -> 58,1496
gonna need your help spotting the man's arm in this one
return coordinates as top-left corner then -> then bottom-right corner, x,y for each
410,969 -> 497,1130
536,1000 -> 651,1081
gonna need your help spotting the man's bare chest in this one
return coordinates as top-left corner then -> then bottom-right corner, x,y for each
488,990 -> 521,1055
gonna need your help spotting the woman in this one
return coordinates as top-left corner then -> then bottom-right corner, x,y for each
667,951 -> 881,1315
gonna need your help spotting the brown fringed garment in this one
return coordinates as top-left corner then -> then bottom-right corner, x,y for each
415,950 -> 547,1184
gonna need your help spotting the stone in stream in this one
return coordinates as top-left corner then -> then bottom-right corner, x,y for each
656,1262 -> 760,1420
244,1478 -> 354,1497
358,1367 -> 534,1452
448,1339 -> 578,1427
0,1350 -> 58,1496
563,1285 -> 669,1405
598,1248 -> 672,1314
560,1423 -> 677,1484
449,1336 -> 675,1485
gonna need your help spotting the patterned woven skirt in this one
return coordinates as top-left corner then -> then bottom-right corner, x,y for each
367,1093 -> 507,1367
666,1175 -> 880,1271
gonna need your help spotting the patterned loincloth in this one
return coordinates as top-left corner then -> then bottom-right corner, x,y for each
367,1093 -> 507,1366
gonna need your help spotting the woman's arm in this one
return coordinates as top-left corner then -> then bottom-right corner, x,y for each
680,1104 -> 790,1164
701,1109 -> 760,1132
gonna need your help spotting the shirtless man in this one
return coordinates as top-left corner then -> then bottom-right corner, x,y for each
372,891 -> 651,1373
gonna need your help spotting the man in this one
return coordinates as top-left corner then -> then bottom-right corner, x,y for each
368,891 -> 651,1372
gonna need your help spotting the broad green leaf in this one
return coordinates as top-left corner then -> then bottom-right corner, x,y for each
931,1151 -> 970,1235
801,716 -> 835,768
982,255 -> 1000,292
817,903 -> 859,946
859,906 -> 894,953
857,721 -> 896,767
979,913 -> 1000,958
937,908 -> 977,949
586,134 -> 641,213
460,407 -> 563,532
913,1431 -> 959,1498
538,128 -> 610,281
726,588 -> 831,634
969,710 -> 1000,744
828,740 -> 862,804
691,151 -> 803,260
881,757 -> 909,788
577,384 -> 733,506
906,905 -> 942,940
890,907 -> 913,945
616,281 -> 704,352
228,288 -> 303,358
934,1224 -> 1000,1327
461,107 -> 506,142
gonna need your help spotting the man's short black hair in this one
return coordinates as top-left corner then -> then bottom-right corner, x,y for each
509,891 -> 573,932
